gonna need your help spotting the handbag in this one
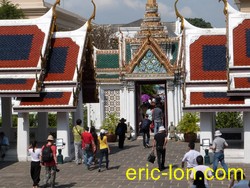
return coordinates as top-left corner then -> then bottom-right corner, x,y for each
147,151 -> 156,164
150,122 -> 154,133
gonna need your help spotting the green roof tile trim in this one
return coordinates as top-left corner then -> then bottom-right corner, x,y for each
96,74 -> 120,79
170,42 -> 178,65
96,54 -> 119,68
126,43 -> 131,64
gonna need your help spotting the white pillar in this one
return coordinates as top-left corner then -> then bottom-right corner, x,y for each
38,112 -> 48,142
199,112 -> 215,156
1,97 -> 12,140
57,112 -> 70,161
17,112 -> 29,161
127,82 -> 136,135
243,112 -> 250,163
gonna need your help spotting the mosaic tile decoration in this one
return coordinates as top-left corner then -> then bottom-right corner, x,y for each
190,35 -> 227,81
233,19 -> 250,66
133,50 -> 166,73
190,92 -> 244,105
0,26 -> 45,68
104,89 -> 120,117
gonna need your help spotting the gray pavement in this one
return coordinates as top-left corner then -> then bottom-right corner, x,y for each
0,138 -> 249,188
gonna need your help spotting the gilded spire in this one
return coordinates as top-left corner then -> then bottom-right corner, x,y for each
137,0 -> 167,38
87,0 -> 96,32
175,0 -> 184,30
147,0 -> 156,5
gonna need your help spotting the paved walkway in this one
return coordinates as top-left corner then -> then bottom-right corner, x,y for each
0,138 -> 249,188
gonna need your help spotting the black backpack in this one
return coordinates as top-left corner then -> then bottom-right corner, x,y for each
42,145 -> 53,162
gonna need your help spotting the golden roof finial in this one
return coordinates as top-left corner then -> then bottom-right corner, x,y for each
219,0 -> 228,16
174,0 -> 184,30
147,0 -> 156,5
87,0 -> 96,32
52,0 -> 60,16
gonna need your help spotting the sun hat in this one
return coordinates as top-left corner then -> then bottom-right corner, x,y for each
47,135 -> 54,141
120,118 -> 126,122
100,129 -> 107,134
158,126 -> 165,132
214,130 -> 222,137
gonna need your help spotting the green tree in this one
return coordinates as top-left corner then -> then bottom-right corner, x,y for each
141,84 -> 156,96
0,0 -> 24,19
215,112 -> 243,129
186,18 -> 212,28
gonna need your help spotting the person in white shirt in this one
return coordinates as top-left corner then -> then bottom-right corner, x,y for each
28,140 -> 42,188
182,142 -> 201,168
190,155 -> 213,188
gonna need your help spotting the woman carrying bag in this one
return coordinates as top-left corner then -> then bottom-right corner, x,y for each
28,140 -> 41,188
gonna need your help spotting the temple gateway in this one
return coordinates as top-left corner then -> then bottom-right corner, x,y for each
0,0 -> 250,163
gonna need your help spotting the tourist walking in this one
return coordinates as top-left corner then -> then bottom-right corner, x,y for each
115,118 -> 127,149
152,126 -> 167,171
152,104 -> 163,135
139,114 -> 151,148
28,140 -> 41,188
81,127 -> 96,170
190,155 -> 213,188
210,130 -> 228,175
72,119 -> 84,165
182,142 -> 200,168
98,129 -> 110,172
40,135 -> 58,188
90,126 -> 98,164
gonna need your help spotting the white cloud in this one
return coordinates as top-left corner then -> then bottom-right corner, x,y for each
123,0 -> 145,10
179,6 -> 193,18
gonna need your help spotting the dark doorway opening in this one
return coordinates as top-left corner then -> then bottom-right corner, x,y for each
135,80 -> 168,134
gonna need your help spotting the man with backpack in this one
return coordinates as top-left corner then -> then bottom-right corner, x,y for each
139,114 -> 152,148
40,135 -> 58,188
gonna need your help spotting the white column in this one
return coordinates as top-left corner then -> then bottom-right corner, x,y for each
1,97 -> 12,140
17,112 -> 29,161
127,82 -> 136,135
199,112 -> 215,156
119,83 -> 126,118
57,112 -> 70,161
37,112 -> 48,142
243,112 -> 250,163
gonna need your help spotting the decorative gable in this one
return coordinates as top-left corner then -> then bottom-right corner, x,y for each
133,50 -> 167,73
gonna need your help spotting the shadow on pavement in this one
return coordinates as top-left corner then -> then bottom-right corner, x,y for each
0,161 -> 17,169
56,182 -> 76,187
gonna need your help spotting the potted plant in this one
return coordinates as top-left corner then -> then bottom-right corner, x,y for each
177,113 -> 200,142
100,112 -> 119,142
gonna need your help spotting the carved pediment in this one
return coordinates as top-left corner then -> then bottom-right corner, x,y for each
125,37 -> 176,75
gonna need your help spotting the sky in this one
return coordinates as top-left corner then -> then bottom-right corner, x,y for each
45,0 -> 238,28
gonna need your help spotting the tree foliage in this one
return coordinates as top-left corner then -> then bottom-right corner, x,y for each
91,25 -> 118,49
141,84 -> 156,96
215,112 -> 243,129
0,0 -> 25,19
177,113 -> 200,133
186,18 -> 212,28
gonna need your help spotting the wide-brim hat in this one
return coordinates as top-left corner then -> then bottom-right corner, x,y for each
120,118 -> 126,122
47,135 -> 54,141
214,130 -> 222,137
159,126 -> 165,132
